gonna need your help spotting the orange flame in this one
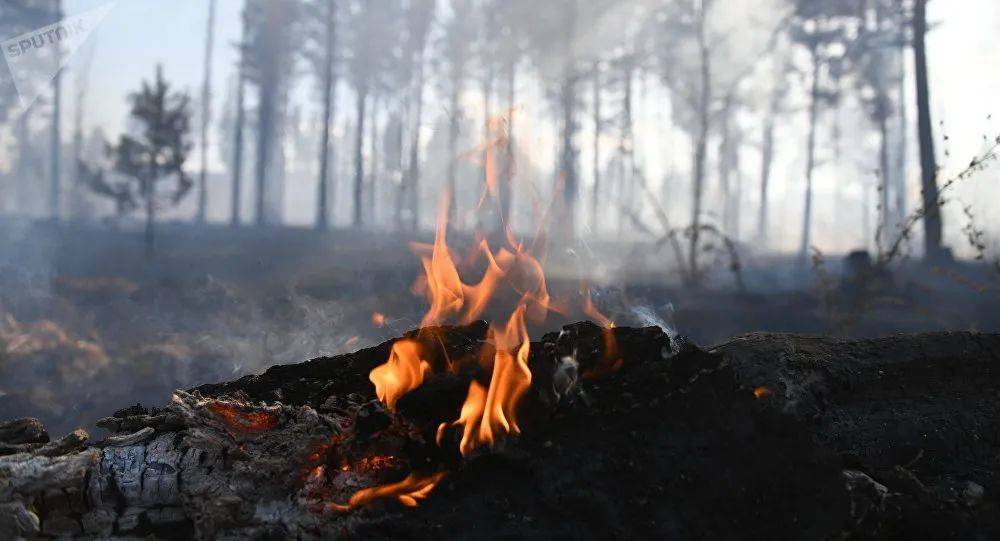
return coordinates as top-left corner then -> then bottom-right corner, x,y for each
326,471 -> 448,512
753,386 -> 773,399
438,304 -> 532,456
582,287 -> 622,377
369,339 -> 430,412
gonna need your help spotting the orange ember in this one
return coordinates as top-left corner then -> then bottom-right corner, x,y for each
206,402 -> 279,433
753,386 -> 773,399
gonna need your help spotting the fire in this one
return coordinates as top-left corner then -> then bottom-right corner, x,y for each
369,339 -> 430,412
336,109 -> 621,512
326,471 -> 448,512
582,287 -> 622,377
437,304 -> 532,456
753,386 -> 773,399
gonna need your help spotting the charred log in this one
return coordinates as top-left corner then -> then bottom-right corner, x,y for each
1,325 -> 998,539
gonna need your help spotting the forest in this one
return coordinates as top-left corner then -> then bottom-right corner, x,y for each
1,1 -> 1000,539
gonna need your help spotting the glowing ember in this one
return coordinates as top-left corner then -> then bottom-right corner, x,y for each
753,386 -> 773,399
206,402 -> 279,433
369,339 -> 430,412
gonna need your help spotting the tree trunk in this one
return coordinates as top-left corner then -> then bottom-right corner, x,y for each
894,44 -> 908,230
591,62 -> 601,234
877,114 -> 890,249
446,86 -> 460,228
254,83 -> 274,226
798,47 -> 820,263
316,0 -> 336,230
367,95 -> 379,225
757,100 -> 775,244
196,0 -> 216,224
500,59 -> 516,232
353,86 -> 367,227
912,0 -> 943,261
49,0 -> 63,222
230,51 -> 246,226
407,46 -> 427,230
689,11 -> 711,282
717,96 -> 733,236
559,72 -> 578,243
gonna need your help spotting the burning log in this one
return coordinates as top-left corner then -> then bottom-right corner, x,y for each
1,324 -> 999,539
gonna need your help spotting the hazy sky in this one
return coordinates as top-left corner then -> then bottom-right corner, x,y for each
4,0 -> 1000,254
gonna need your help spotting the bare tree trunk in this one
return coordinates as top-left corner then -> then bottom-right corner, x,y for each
591,62 -> 601,234
757,94 -> 776,244
689,7 -> 711,282
912,0 -> 943,261
230,46 -> 246,226
353,86 -> 366,227
717,96 -> 734,236
196,0 -> 217,223
798,46 -> 820,263
367,95 -> 379,225
500,60 -> 515,231
407,49 -> 427,230
894,43 -> 908,230
446,87 -> 460,228
617,60 -> 634,236
49,0 -> 63,222
254,85 -> 274,226
316,1 -> 336,230
877,114 -> 890,248
559,72 -> 579,242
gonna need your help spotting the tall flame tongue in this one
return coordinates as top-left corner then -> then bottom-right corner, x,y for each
341,111 -> 553,511
438,304 -> 532,456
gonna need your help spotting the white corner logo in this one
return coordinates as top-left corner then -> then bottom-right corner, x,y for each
2,2 -> 115,110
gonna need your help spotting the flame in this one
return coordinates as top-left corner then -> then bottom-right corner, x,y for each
753,386 -> 773,399
437,304 -> 532,456
326,471 -> 448,512
582,287 -> 622,377
369,339 -> 430,412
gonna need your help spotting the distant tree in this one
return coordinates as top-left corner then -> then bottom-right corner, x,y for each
852,0 -> 906,251
789,0 -> 859,262
756,51 -> 792,244
100,66 -> 193,256
345,0 -> 403,226
303,0 -> 340,230
228,5 -> 250,226
195,0 -> 217,223
436,0 -> 476,227
401,0 -> 436,230
0,1 -> 51,122
911,0 -> 945,261
244,0 -> 299,226
49,0 -> 63,220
